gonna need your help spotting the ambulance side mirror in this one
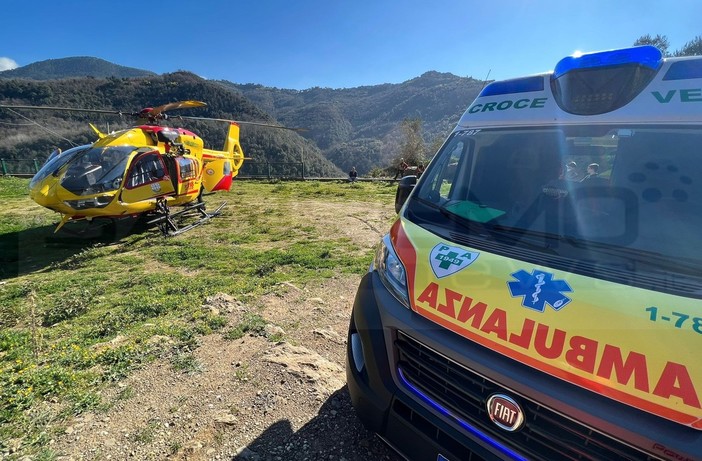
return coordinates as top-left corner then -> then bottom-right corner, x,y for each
395,175 -> 417,213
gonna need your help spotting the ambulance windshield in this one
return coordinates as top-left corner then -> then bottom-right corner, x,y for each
410,126 -> 702,291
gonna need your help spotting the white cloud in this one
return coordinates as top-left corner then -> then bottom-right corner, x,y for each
0,57 -> 19,71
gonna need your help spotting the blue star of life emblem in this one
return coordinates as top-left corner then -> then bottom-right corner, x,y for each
507,269 -> 572,312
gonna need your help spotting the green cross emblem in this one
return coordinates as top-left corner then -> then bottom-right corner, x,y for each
430,243 -> 479,279
435,250 -> 466,270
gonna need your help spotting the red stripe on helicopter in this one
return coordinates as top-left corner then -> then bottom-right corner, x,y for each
212,174 -> 233,191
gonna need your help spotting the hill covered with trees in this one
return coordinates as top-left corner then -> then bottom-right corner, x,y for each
0,72 -> 342,177
222,33 -> 702,176
0,57 -> 156,80
0,65 -> 486,177
4,33 -> 699,177
218,71 -> 486,175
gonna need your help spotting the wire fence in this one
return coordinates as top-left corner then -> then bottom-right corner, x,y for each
0,160 -> 319,179
0,160 -> 399,183
0,159 -> 42,176
239,161 -> 308,179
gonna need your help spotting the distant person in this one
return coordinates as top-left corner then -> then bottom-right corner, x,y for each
581,163 -> 600,181
565,161 -> 579,180
393,158 -> 409,180
416,163 -> 425,178
348,166 -> 358,182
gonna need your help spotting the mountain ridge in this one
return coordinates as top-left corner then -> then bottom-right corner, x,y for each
0,57 -> 156,80
0,70 -> 342,177
217,70 -> 485,173
0,57 -> 487,175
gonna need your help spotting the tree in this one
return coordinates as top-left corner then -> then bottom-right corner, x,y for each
397,118 -> 426,167
675,36 -> 702,56
326,138 -> 382,175
634,34 -> 671,56
428,133 -> 447,159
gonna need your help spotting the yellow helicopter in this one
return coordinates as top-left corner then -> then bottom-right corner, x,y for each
0,100 -> 297,236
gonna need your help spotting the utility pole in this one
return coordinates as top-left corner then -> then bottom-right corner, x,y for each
301,145 -> 305,180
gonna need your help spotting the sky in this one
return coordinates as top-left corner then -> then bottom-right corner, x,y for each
1,0 -> 700,90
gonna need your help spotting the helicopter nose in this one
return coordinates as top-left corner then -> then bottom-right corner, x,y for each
30,180 -> 55,207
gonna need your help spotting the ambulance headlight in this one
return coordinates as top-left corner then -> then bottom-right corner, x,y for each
375,234 -> 410,308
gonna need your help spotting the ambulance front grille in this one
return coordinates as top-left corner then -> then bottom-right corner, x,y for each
395,331 -> 657,461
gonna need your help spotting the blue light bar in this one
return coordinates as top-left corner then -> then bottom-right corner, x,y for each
553,45 -> 663,78
397,369 -> 528,461
479,76 -> 544,97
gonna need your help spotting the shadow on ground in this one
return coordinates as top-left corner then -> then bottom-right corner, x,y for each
0,217 -> 151,280
232,386 -> 403,461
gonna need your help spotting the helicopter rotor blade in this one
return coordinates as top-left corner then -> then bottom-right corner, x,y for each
1,102 -> 305,131
0,101 -> 208,119
178,115 -> 307,132
0,104 -> 124,116
148,100 -> 207,118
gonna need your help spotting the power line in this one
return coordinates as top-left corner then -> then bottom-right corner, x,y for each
2,108 -> 77,147
0,120 -> 35,126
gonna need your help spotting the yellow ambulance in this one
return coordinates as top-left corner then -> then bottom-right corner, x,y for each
347,45 -> 701,460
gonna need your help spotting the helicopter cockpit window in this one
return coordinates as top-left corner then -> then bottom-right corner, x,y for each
59,145 -> 134,196
127,152 -> 167,189
30,145 -> 90,190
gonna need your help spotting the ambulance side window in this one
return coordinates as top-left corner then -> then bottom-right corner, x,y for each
419,138 -> 469,203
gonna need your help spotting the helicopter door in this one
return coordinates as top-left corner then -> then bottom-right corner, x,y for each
202,158 -> 233,192
163,156 -> 180,193
120,151 -> 176,204
176,156 -> 200,196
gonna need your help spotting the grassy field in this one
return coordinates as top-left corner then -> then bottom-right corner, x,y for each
0,176 -> 396,459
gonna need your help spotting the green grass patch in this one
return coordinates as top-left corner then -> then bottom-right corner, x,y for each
0,177 -> 31,198
224,312 -> 267,340
0,178 -> 393,457
170,352 -> 203,374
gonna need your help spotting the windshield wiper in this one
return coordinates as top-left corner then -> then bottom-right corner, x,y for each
562,236 -> 702,274
488,224 -> 563,254
435,202 -> 559,255
436,201 -> 493,235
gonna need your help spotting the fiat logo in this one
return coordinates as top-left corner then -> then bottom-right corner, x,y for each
486,394 -> 525,432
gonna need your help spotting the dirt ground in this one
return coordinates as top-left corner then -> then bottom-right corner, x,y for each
47,199 -> 404,461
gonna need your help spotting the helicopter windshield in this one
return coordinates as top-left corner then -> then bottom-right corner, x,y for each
60,145 -> 135,196
29,144 -> 91,190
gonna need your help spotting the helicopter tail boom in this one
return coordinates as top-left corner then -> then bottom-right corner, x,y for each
201,123 -> 244,193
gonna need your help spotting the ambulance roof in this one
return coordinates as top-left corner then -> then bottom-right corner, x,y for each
456,46 -> 702,129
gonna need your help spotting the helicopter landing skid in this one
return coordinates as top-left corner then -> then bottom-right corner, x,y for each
147,199 -> 226,236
